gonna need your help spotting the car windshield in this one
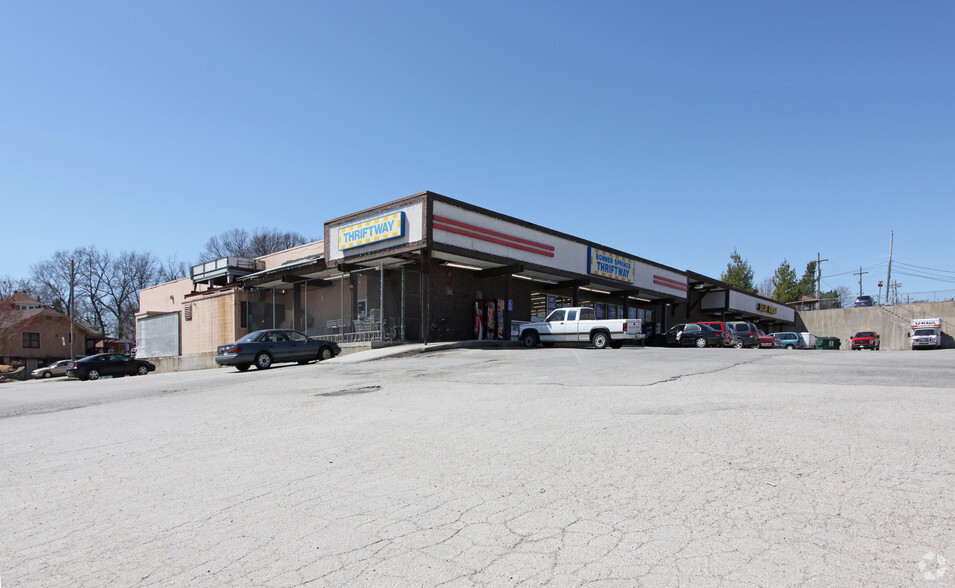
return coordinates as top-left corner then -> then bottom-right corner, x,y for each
856,332 -> 874,337
914,328 -> 935,336
237,332 -> 265,343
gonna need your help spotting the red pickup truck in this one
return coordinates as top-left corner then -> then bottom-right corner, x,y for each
851,331 -> 880,350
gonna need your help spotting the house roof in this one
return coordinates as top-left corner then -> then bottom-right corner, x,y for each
12,307 -> 98,335
11,292 -> 41,305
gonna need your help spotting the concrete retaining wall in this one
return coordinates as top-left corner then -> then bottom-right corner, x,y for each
796,301 -> 955,350
147,341 -> 401,373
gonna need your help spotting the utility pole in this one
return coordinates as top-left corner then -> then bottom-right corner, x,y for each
854,266 -> 868,297
69,258 -> 75,360
889,281 -> 902,305
886,230 -> 894,305
815,252 -> 829,305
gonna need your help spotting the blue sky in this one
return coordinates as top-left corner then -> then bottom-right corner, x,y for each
2,1 -> 953,301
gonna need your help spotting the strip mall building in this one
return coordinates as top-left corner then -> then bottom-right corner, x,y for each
136,192 -> 795,360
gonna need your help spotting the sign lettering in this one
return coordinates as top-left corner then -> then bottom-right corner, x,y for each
587,247 -> 634,284
339,212 -> 405,250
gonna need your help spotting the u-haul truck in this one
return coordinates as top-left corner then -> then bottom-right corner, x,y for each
910,318 -> 942,350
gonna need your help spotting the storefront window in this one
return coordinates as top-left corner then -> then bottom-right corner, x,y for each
241,265 -> 421,343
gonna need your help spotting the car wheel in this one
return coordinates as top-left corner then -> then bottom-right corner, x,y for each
592,332 -> 609,349
695,337 -> 707,348
733,339 -> 743,349
87,369 -> 100,381
137,365 -> 149,376
254,352 -> 272,369
236,364 -> 251,372
785,344 -> 794,350
522,331 -> 539,348
318,346 -> 334,361
42,371 -> 52,378
876,345 -> 880,350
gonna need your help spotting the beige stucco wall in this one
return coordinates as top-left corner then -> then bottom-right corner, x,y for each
258,240 -> 324,269
182,290 -> 241,355
137,242 -> 325,359
137,277 -> 195,317
796,301 -> 955,350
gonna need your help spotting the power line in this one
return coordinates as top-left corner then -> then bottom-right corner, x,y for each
892,260 -> 955,275
892,269 -> 955,284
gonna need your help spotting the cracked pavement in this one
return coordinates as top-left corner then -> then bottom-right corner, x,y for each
2,347 -> 954,586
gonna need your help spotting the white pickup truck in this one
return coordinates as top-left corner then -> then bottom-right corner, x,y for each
519,306 -> 643,349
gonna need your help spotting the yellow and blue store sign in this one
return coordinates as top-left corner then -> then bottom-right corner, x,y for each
339,212 -> 405,250
587,247 -> 634,284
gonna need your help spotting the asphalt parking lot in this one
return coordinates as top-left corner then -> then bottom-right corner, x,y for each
2,346 -> 954,586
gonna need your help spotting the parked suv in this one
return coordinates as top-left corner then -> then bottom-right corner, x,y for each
664,323 -> 726,348
694,322 -> 734,347
727,321 -> 761,348
772,332 -> 806,349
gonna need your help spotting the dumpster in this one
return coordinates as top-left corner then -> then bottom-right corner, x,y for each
816,337 -> 841,350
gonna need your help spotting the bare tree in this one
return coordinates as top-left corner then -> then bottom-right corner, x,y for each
27,248 -> 188,339
157,257 -> 189,283
0,275 -> 39,301
104,251 -> 159,339
757,276 -> 774,299
199,227 -> 309,262
74,247 -> 110,337
29,250 -> 78,314
0,296 -> 26,354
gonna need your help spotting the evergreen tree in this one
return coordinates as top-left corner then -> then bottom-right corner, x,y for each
720,248 -> 757,294
771,259 -> 799,303
797,261 -> 818,299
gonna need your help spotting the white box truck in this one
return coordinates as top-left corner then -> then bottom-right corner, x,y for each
910,318 -> 942,350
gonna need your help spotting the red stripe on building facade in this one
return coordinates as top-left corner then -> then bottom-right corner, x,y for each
653,275 -> 688,291
433,215 -> 555,257
433,216 -> 555,252
433,222 -> 556,257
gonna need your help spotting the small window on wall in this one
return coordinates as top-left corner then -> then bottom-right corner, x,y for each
23,332 -> 40,348
184,305 -> 193,321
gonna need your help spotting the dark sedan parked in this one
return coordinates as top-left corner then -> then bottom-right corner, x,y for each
664,323 -> 726,348
216,329 -> 341,371
67,353 -> 156,381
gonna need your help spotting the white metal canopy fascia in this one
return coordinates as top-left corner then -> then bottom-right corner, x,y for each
429,251 -> 664,299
